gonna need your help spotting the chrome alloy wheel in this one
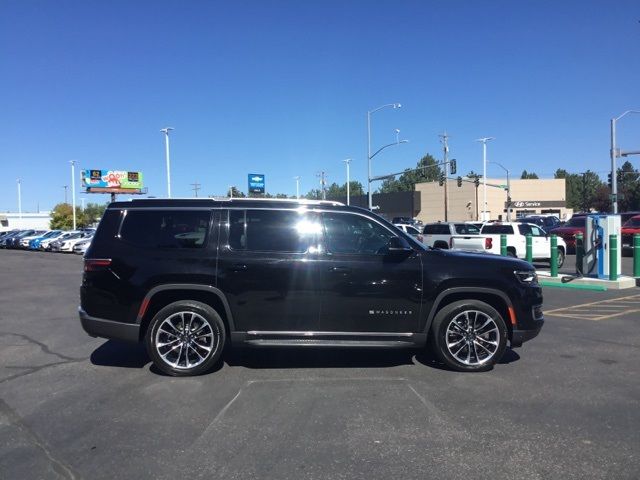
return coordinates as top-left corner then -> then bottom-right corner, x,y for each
445,310 -> 500,366
155,311 -> 220,370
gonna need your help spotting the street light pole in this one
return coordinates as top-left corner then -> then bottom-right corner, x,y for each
611,110 -> 640,214
488,161 -> 511,221
294,176 -> 300,199
17,179 -> 22,220
343,158 -> 351,205
367,103 -> 402,210
160,127 -> 174,198
70,160 -> 76,230
476,137 -> 494,221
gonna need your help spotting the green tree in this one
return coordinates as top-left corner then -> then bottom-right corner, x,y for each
325,181 -> 365,200
50,203 -> 85,230
520,170 -> 539,179
617,161 -> 640,211
230,186 -> 246,198
83,202 -> 107,226
378,154 -> 442,193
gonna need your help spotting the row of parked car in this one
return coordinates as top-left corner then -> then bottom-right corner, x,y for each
0,228 -> 95,254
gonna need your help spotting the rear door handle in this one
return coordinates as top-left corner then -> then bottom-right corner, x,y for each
229,264 -> 248,272
329,266 -> 351,273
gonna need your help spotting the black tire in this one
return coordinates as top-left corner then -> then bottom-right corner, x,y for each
145,300 -> 226,377
506,249 -> 516,258
430,300 -> 508,372
434,241 -> 449,250
555,248 -> 565,268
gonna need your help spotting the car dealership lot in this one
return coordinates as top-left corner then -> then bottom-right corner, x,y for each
1,251 -> 639,479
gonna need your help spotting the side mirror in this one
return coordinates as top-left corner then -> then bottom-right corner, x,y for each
387,236 -> 412,254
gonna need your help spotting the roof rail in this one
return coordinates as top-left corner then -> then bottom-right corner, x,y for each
123,197 -> 344,206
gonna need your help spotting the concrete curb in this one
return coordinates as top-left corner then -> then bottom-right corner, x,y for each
537,271 -> 637,290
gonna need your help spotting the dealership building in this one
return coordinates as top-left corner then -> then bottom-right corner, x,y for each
413,178 -> 572,223
0,212 -> 52,232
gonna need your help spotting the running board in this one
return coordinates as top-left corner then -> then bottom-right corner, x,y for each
231,331 -> 427,348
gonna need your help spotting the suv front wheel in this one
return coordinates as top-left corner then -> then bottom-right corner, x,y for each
145,300 -> 226,376
430,300 -> 508,372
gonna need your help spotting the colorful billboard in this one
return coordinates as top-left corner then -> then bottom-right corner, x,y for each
82,170 -> 144,191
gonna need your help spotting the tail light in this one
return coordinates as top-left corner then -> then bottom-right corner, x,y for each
485,237 -> 493,249
84,258 -> 111,272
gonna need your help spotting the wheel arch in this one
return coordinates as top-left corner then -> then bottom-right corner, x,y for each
136,284 -> 235,342
425,287 -> 514,339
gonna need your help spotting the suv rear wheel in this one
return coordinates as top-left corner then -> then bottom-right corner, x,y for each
430,300 -> 507,372
145,300 -> 226,376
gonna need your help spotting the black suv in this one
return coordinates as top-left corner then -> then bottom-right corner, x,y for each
80,198 -> 543,376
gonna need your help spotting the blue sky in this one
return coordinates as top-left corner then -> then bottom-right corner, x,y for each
1,0 -> 639,212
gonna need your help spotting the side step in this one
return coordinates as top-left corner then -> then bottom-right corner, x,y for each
231,331 -> 427,348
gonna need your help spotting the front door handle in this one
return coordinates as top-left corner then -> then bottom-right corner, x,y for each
329,266 -> 351,273
229,264 -> 248,272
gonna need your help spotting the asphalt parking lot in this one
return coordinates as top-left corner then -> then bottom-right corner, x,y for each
1,251 -> 639,479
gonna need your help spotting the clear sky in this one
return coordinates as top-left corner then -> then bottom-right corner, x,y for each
1,0 -> 639,212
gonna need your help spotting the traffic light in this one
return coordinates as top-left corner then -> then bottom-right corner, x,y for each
457,176 -> 462,187
474,177 -> 480,187
439,172 -> 445,186
608,173 -> 612,189
450,159 -> 457,175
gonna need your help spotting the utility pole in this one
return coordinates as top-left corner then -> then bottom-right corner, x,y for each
63,185 -> 68,204
160,127 -> 174,198
476,137 -> 494,221
317,171 -> 327,200
17,179 -> 22,220
70,160 -> 76,230
190,181 -> 201,198
439,132 -> 450,221
343,158 -> 351,205
294,176 -> 300,199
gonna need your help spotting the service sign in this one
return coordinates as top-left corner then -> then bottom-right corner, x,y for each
248,173 -> 265,194
83,170 -> 144,190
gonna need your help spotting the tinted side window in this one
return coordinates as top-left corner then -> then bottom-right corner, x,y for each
482,225 -> 514,234
322,212 -> 395,255
228,209 -> 316,253
437,224 -> 451,234
423,225 -> 436,234
518,224 -> 532,235
120,210 -> 210,249
406,226 -> 420,235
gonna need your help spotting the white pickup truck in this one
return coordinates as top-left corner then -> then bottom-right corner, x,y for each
478,222 -> 566,267
422,222 -> 492,252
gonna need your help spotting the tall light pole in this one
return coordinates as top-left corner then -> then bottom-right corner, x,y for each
63,185 -> 68,204
81,197 -> 86,211
611,110 -> 640,214
17,179 -> 22,220
476,137 -> 494,221
342,158 -> 352,205
367,103 -> 402,210
488,161 -> 511,221
70,160 -> 77,230
294,176 -> 300,199
160,127 -> 174,198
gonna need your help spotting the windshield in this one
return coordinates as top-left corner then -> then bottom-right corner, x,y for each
454,224 -> 480,234
623,217 -> 640,228
565,216 -> 586,227
481,225 -> 514,234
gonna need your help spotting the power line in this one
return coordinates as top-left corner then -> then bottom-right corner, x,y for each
190,181 -> 201,198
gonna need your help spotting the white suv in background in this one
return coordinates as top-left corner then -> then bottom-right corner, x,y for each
421,222 -> 482,249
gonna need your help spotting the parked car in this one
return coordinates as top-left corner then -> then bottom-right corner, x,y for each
551,214 -> 588,252
0,230 -> 20,246
421,222 -> 483,249
28,230 -> 62,250
73,238 -> 92,255
42,231 -> 79,251
479,222 -> 566,267
621,215 -> 640,249
520,215 -> 562,231
50,232 -> 86,252
18,230 -> 47,248
80,198 -> 544,376
620,211 -> 640,225
5,230 -> 37,248
391,217 -> 423,228
393,223 -> 424,242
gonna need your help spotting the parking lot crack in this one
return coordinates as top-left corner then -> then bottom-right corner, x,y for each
0,332 -> 84,362
0,398 -> 81,480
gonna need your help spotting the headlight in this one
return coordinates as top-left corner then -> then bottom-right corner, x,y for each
514,270 -> 538,284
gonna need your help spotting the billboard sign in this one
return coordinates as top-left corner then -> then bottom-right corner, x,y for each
248,173 -> 265,194
83,170 -> 144,191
